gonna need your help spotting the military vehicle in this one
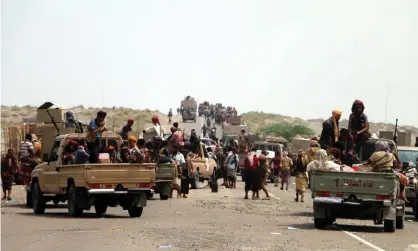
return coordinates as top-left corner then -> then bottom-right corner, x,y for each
311,139 -> 405,232
181,97 -> 197,123
27,133 -> 155,217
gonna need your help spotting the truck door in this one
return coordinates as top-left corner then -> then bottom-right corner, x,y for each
42,140 -> 61,193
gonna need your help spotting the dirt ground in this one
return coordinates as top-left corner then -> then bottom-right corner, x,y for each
1,178 -> 417,251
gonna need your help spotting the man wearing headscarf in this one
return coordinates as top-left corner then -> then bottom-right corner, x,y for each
348,100 -> 371,154
120,119 -> 134,140
280,151 -> 293,190
143,115 -> 166,138
319,109 -> 342,150
65,111 -> 84,133
365,140 -> 397,172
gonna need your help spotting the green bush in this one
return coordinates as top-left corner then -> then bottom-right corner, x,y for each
262,123 -> 314,142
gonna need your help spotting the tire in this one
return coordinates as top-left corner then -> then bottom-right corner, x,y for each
128,206 -> 143,217
383,219 -> 396,233
67,184 -> 83,217
415,198 -> 418,220
190,172 -> 199,189
147,190 -> 154,199
159,194 -> 169,200
314,218 -> 327,229
31,182 -> 46,214
95,203 -> 108,215
26,191 -> 33,208
396,214 -> 404,229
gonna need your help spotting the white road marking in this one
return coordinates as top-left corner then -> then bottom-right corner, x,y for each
267,191 -> 385,251
341,230 -> 385,251
268,193 -> 280,200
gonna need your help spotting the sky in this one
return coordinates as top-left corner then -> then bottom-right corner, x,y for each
1,0 -> 418,126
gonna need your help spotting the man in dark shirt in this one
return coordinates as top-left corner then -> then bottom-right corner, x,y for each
348,100 -> 371,154
120,119 -> 134,140
319,109 -> 342,150
87,111 -> 107,163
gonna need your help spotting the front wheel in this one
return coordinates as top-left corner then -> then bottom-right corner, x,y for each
160,194 -> 169,200
26,191 -> 33,208
414,198 -> 418,220
314,218 -> 327,229
95,203 -> 108,215
383,219 -> 396,233
190,172 -> 199,189
67,184 -> 83,217
128,206 -> 143,217
396,214 -> 404,229
32,182 -> 46,214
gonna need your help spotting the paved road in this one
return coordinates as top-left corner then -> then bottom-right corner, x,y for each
2,179 -> 417,251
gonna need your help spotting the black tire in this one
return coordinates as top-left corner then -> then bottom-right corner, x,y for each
396,214 -> 404,229
128,206 -> 143,217
31,182 -> 46,214
190,172 -> 199,189
147,190 -> 154,199
314,218 -> 327,229
26,191 -> 33,208
383,219 -> 396,233
67,184 -> 83,217
159,194 -> 169,200
415,198 -> 418,220
95,203 -> 108,215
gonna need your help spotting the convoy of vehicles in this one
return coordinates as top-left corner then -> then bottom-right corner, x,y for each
27,133 -> 156,217
311,139 -> 406,232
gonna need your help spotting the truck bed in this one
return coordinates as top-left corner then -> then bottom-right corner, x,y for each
57,163 -> 156,189
311,171 -> 399,200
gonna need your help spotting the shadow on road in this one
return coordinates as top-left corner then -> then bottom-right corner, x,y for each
288,211 -> 312,217
2,203 -> 67,209
17,211 -> 130,219
333,223 -> 383,233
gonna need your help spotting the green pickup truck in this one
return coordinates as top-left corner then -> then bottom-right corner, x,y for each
150,163 -> 177,200
311,139 -> 405,232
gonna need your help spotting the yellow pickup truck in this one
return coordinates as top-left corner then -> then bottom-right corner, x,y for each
27,133 -> 156,217
188,142 -> 217,189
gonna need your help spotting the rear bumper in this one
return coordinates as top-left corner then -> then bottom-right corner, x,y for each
313,197 -> 392,207
88,188 -> 150,195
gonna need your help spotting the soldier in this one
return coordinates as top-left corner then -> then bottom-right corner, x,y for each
201,124 -> 208,137
168,108 -> 173,123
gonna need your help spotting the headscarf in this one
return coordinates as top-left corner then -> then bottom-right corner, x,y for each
310,140 -> 319,147
128,136 -> 137,142
283,151 -> 288,157
315,149 -> 328,169
332,109 -> 342,142
152,115 -> 160,125
375,140 -> 390,156
127,118 -> 134,124
351,100 -> 365,115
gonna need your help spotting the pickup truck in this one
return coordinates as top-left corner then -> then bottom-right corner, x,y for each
152,163 -> 177,200
311,138 -> 405,232
398,146 -> 418,219
27,133 -> 156,217
188,142 -> 217,189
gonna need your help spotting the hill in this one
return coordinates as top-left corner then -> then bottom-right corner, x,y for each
241,111 -> 418,138
1,105 -> 417,141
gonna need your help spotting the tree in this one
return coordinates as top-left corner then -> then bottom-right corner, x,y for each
262,123 -> 314,142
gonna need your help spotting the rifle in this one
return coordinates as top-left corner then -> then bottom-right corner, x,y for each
46,110 -> 61,163
393,119 -> 398,144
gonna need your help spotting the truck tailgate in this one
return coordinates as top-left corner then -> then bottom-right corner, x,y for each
311,171 -> 398,197
156,163 -> 176,181
85,163 -> 156,188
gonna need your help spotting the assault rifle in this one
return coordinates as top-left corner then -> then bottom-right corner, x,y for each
393,119 -> 398,144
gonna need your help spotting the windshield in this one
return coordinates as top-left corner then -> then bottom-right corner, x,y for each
398,150 -> 418,167
253,143 -> 281,153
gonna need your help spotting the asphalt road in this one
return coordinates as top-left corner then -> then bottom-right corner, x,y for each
2,179 -> 417,251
